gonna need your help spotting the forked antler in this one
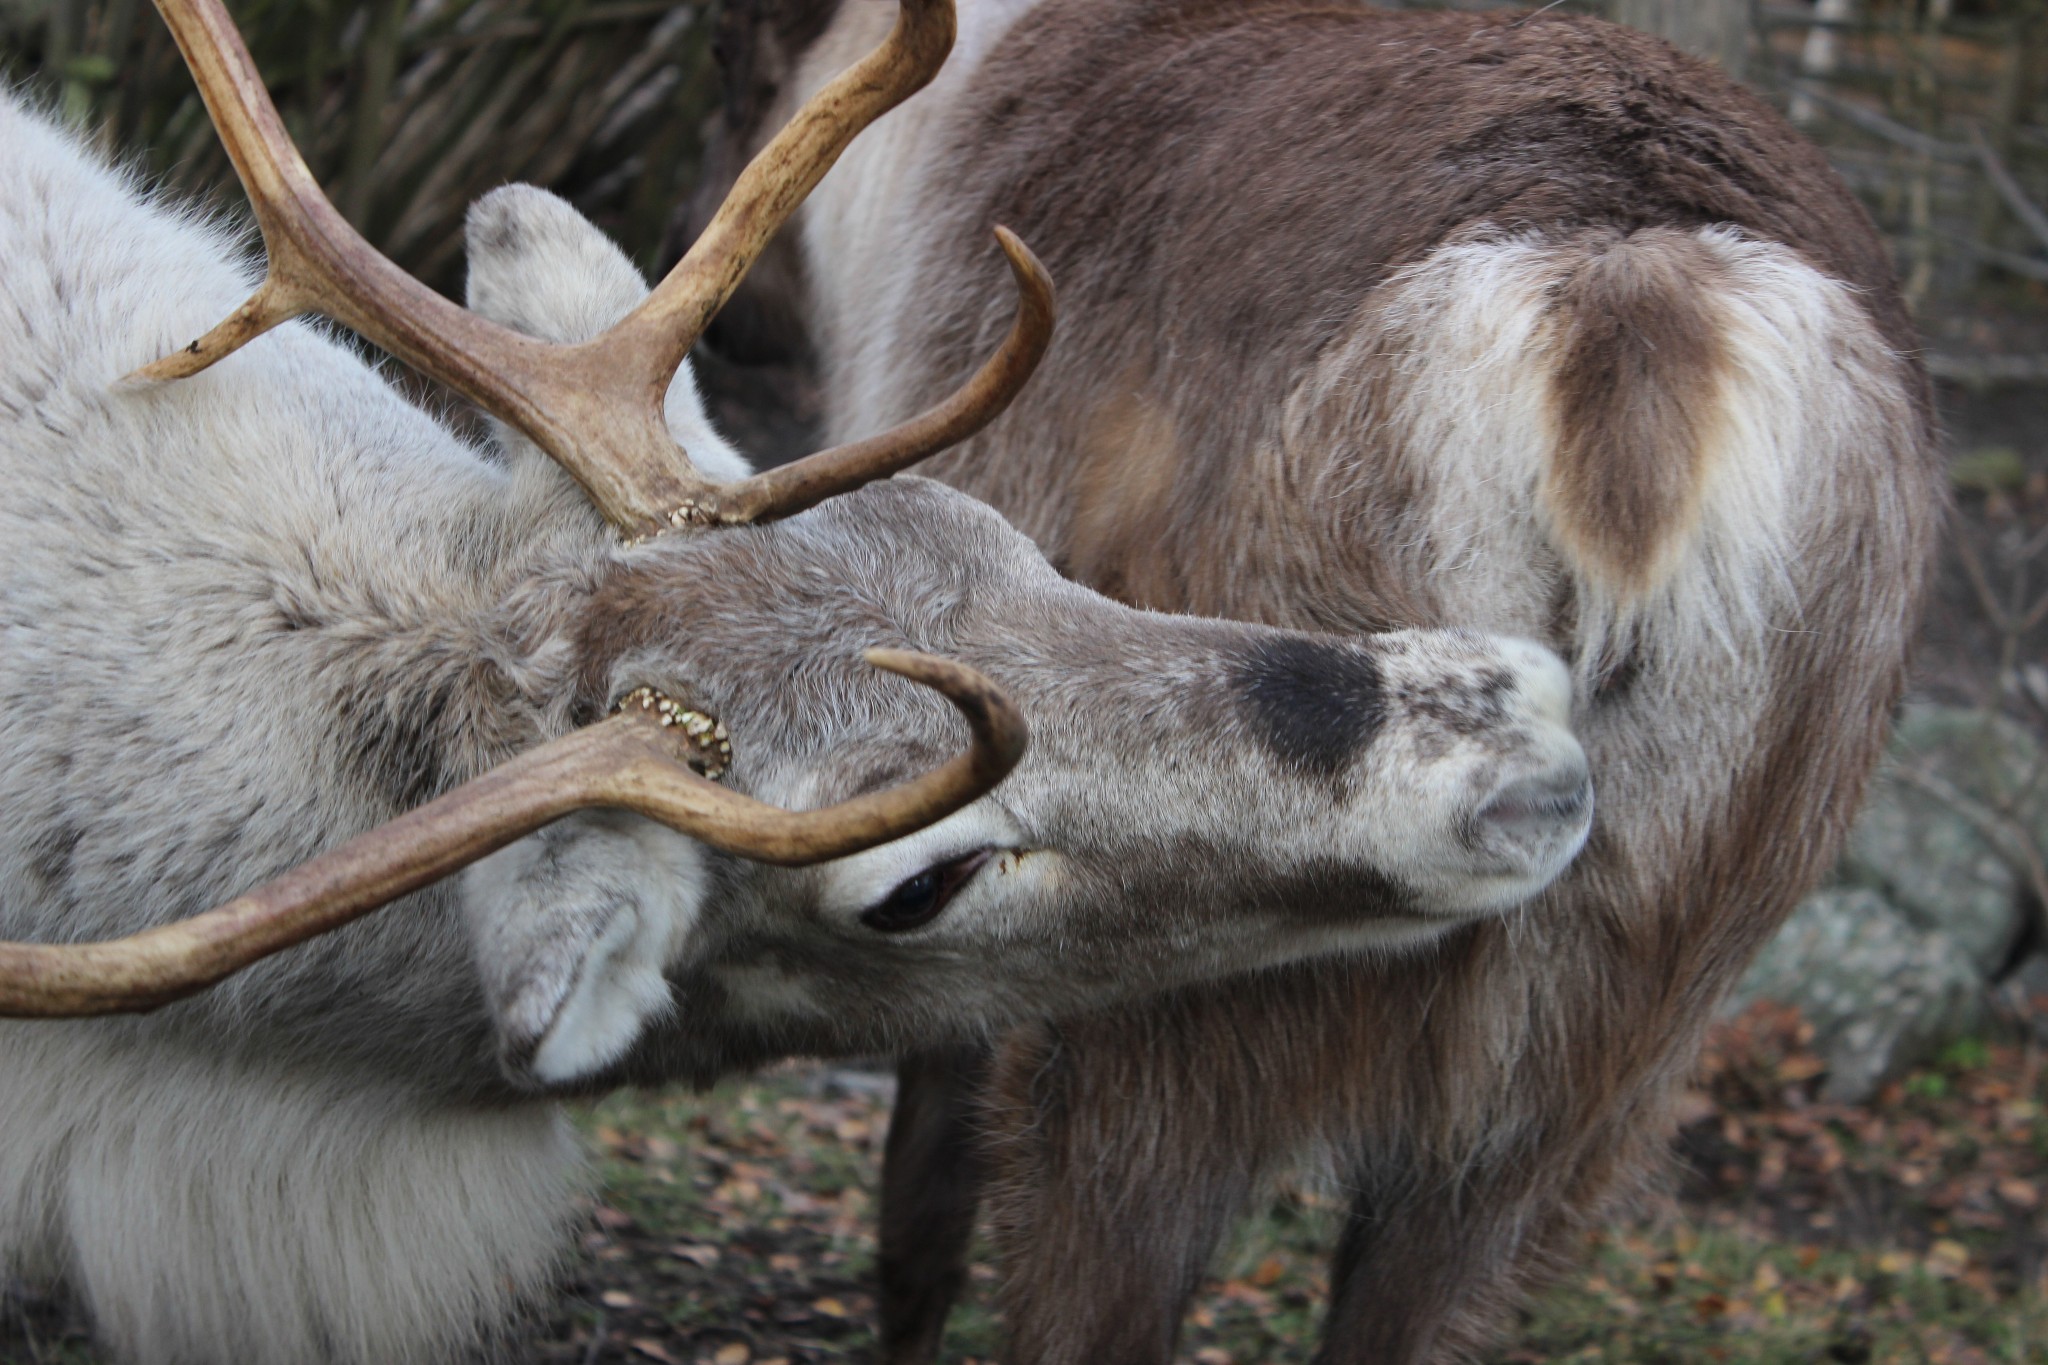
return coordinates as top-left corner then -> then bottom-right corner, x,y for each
132,0 -> 1054,536
0,653 -> 1023,1017
0,0 -> 1046,1017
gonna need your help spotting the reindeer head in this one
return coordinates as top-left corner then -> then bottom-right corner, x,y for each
453,187 -> 1591,1085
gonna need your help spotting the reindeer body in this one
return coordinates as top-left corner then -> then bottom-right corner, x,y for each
0,79 -> 1598,1364
724,2 -> 1944,1359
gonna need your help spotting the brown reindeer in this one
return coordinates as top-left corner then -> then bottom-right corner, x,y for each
699,1 -> 1944,1360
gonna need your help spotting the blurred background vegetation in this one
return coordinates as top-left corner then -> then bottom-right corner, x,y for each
0,0 -> 720,294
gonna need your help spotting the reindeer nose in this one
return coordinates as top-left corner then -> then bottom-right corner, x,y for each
1501,637 -> 1573,729
1469,746 -> 1593,876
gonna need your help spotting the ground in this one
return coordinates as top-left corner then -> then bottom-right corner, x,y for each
514,1001 -> 2048,1365
4,1003 -> 2044,1363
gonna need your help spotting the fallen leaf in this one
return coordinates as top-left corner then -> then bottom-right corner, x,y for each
1926,1240 -> 1969,1278
629,1339 -> 678,1364
601,1289 -> 639,1309
811,1297 -> 847,1319
713,1343 -> 751,1365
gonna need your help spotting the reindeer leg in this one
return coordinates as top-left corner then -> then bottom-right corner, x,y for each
1313,1160 -> 1538,1365
981,1003 -> 1279,1365
1313,1086 -> 1680,1363
878,1043 -> 991,1365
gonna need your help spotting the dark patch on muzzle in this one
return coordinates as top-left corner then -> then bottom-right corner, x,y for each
1236,638 -> 1386,779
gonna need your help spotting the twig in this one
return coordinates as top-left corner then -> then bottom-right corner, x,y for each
1927,353 -> 2048,385
581,1308 -> 607,1365
417,3 -> 679,53
1954,529 -> 2014,632
1937,228 -> 2048,284
1788,79 -> 1975,161
1970,123 -> 2048,258
1508,0 -> 1571,27
1897,762 -> 2048,954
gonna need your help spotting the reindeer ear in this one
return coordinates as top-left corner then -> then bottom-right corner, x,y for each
458,811 -> 710,1088
463,184 -> 754,481
465,185 -> 649,345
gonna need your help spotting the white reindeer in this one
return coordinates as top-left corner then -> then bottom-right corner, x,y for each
0,2 -> 1598,1361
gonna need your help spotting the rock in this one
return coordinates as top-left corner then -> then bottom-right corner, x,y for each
1730,887 -> 1987,1103
2004,953 -> 2048,1046
1840,704 -> 2035,977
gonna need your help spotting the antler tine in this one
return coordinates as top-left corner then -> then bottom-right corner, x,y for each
596,0 -> 958,410
130,0 -> 702,530
696,228 -> 1054,527
129,0 -> 993,539
0,650 -> 1026,1018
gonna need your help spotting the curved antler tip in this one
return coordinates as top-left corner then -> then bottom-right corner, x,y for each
991,225 -> 1052,287
119,350 -> 205,387
862,647 -> 1028,766
861,645 -> 939,678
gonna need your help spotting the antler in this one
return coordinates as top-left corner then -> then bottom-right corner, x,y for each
0,651 -> 1025,1017
131,0 -> 1055,537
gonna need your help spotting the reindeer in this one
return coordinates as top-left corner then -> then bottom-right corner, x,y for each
699,1 -> 1946,1360
0,2 -> 1602,1362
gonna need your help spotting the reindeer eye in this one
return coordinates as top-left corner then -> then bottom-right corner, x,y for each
861,850 -> 994,933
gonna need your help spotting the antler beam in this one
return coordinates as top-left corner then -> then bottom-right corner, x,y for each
0,651 -> 1025,1018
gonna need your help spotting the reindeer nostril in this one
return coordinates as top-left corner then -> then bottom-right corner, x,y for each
1477,765 -> 1593,837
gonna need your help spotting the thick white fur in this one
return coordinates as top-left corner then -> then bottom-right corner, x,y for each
463,809 -> 711,1084
0,98 -> 700,1364
0,1031 -> 583,1365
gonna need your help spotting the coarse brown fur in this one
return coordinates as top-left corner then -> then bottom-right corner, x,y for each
705,3 -> 1943,1360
